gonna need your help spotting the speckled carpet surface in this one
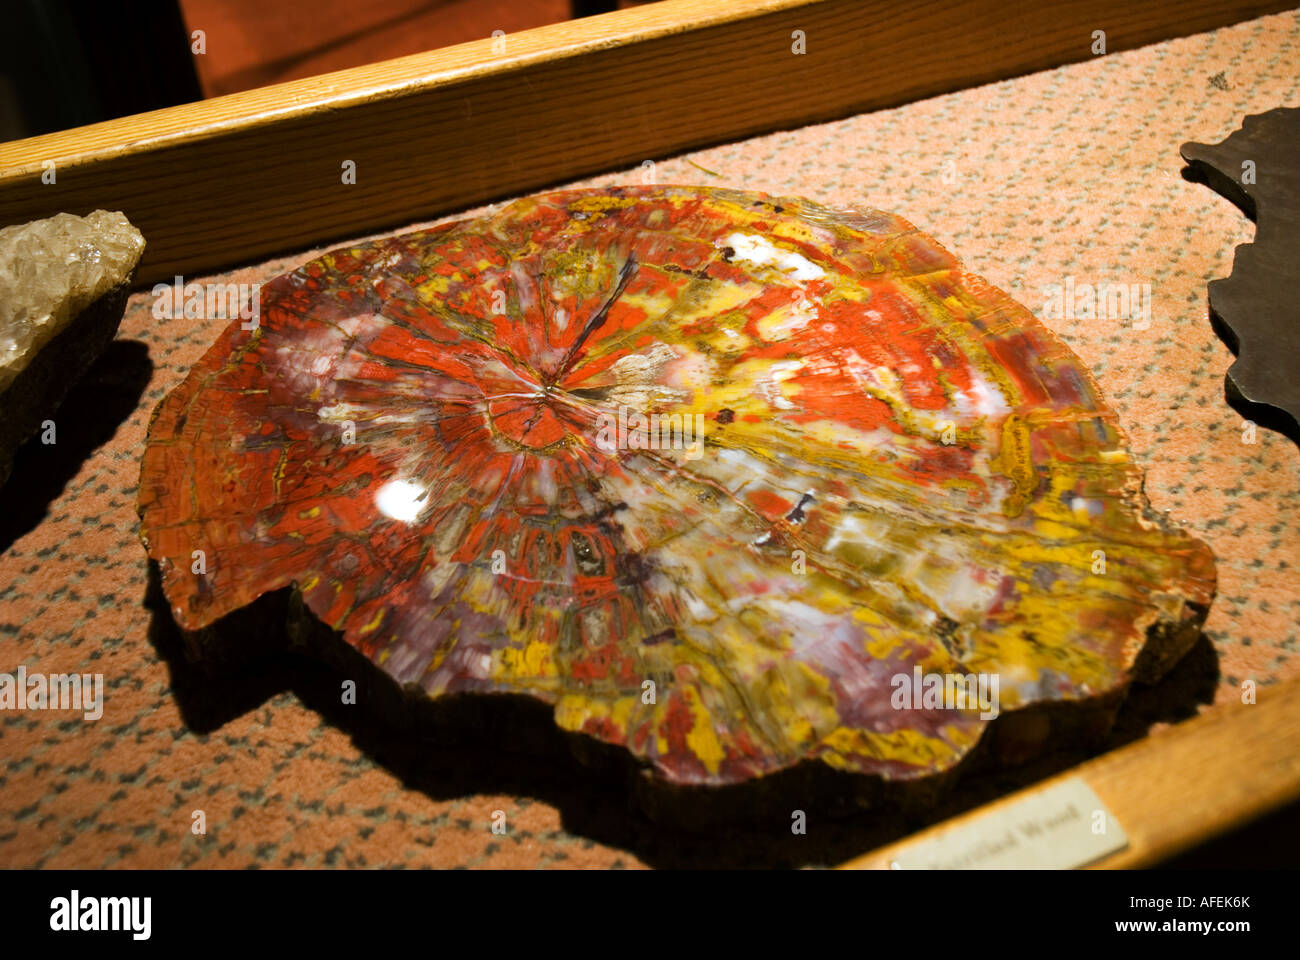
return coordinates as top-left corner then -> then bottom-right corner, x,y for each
1,9 -> 1297,869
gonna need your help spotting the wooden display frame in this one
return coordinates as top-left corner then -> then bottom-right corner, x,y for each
841,678 -> 1300,869
1,0 -> 1296,868
0,0 -> 1292,284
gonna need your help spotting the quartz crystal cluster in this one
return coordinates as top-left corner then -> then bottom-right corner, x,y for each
0,210 -> 144,393
0,209 -> 144,485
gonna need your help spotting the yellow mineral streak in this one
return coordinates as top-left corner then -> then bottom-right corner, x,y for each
499,639 -> 555,678
682,685 -> 726,774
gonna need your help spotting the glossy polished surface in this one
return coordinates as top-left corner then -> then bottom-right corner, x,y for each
139,186 -> 1215,786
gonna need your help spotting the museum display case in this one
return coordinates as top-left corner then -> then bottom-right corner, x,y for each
0,0 -> 1296,879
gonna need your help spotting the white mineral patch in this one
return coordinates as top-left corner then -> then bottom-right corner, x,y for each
599,344 -> 691,408
510,261 -> 537,309
316,402 -> 357,422
757,295 -> 818,341
0,210 -> 145,392
1068,496 -> 1102,520
760,359 -> 804,410
682,589 -> 718,623
970,374 -> 1009,417
719,232 -> 825,283
533,457 -> 558,504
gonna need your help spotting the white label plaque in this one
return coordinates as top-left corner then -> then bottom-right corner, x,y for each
889,777 -> 1128,869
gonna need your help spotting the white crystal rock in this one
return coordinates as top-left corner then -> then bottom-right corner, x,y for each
0,210 -> 145,393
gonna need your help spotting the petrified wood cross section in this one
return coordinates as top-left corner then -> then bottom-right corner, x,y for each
139,186 -> 1214,787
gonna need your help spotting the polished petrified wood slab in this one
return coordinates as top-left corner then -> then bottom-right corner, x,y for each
139,186 -> 1215,788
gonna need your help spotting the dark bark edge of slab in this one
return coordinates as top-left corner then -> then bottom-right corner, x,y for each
152,562 -> 1210,832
